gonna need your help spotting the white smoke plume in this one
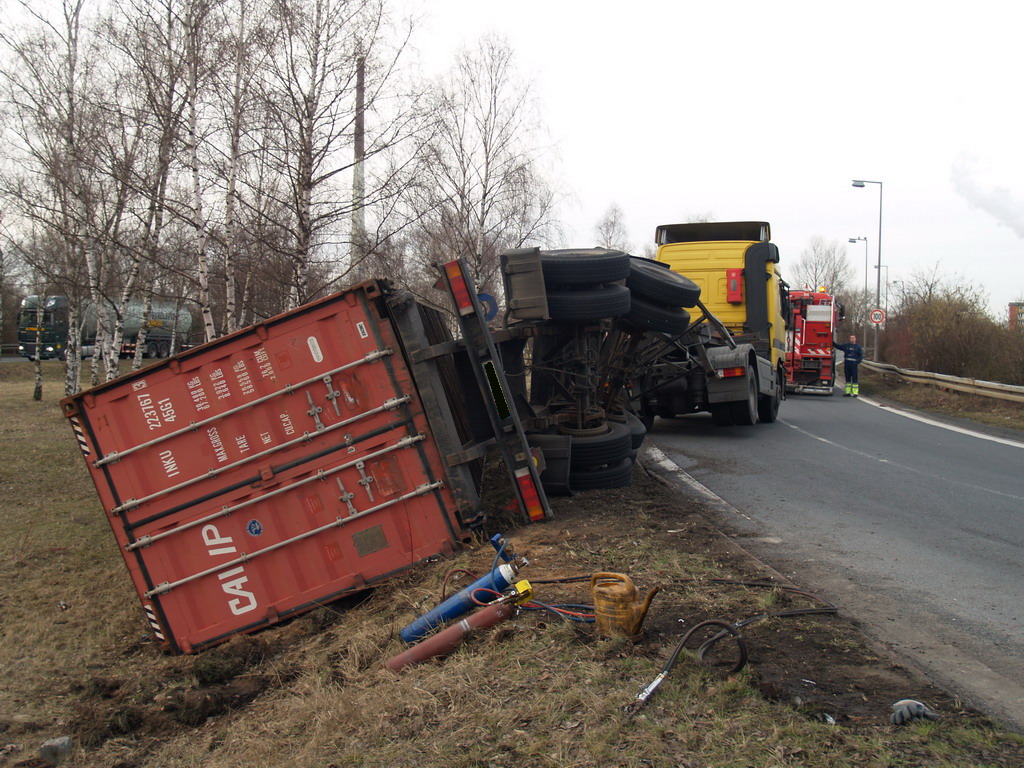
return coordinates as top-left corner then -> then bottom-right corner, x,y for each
951,153 -> 1024,239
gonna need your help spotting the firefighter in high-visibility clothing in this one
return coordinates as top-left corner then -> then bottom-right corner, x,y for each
833,334 -> 864,396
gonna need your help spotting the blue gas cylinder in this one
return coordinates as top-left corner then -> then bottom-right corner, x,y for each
400,563 -> 517,643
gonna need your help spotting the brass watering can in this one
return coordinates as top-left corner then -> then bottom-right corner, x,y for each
590,572 -> 660,639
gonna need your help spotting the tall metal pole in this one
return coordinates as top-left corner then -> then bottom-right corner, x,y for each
883,271 -> 888,314
874,183 -> 883,360
852,180 -> 883,360
848,236 -> 868,338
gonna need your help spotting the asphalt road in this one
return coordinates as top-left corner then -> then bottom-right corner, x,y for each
648,392 -> 1024,731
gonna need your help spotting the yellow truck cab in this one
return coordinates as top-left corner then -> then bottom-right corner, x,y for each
640,221 -> 789,426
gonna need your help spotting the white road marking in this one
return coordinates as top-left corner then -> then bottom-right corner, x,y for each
645,445 -> 756,522
856,396 -> 1024,450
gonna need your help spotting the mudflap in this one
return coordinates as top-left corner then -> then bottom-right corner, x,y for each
753,354 -> 776,397
705,345 -> 761,403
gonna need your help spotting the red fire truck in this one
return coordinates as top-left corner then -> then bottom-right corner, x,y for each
785,288 -> 843,395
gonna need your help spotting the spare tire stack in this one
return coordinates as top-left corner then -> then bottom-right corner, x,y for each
622,257 -> 699,333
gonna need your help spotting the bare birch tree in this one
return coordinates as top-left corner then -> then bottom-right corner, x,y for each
0,229 -> 14,348
791,236 -> 854,297
180,0 -> 222,341
103,0 -> 191,364
416,35 -> 558,300
212,0 -> 276,333
246,0 -> 422,308
257,0 -> 364,307
594,203 -> 630,252
30,271 -> 45,400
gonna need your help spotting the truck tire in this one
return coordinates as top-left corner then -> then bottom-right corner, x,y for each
757,367 -> 782,423
623,297 -> 690,335
729,365 -> 759,426
624,410 -> 647,448
145,342 -> 159,358
563,420 -> 632,469
626,257 -> 701,308
570,457 -> 635,491
540,249 -> 631,286
546,284 -> 630,322
158,342 -> 170,358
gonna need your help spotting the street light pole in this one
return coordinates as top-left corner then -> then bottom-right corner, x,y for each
875,264 -> 889,312
852,179 -> 883,360
848,236 -> 868,338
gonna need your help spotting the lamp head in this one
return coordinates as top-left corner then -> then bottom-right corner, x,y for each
852,180 -> 866,187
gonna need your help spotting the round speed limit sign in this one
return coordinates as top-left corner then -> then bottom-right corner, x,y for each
869,308 -> 886,324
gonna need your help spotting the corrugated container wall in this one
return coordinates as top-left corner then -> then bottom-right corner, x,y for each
63,283 -> 471,653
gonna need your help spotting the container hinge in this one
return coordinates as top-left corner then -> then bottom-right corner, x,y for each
336,477 -> 358,516
355,461 -> 375,501
306,391 -> 324,430
323,375 -> 342,417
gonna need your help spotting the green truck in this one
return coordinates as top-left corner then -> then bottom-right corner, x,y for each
18,295 -> 192,360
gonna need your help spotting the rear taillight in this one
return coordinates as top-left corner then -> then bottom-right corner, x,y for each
444,261 -> 474,316
513,467 -> 545,522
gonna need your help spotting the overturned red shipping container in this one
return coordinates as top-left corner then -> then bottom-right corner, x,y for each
63,282 -> 478,654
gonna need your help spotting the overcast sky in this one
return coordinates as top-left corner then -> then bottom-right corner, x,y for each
411,0 -> 1024,319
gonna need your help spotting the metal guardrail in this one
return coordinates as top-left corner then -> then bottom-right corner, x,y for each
862,360 -> 1024,404
1,342 -> 22,356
